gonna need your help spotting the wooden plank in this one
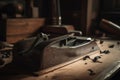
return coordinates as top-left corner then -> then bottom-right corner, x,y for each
6,18 -> 45,43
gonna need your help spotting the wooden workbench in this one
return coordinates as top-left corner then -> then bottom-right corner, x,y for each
0,39 -> 120,80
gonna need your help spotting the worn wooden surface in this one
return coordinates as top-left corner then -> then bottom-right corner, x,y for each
0,39 -> 120,80
6,18 -> 45,43
41,25 -> 75,38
